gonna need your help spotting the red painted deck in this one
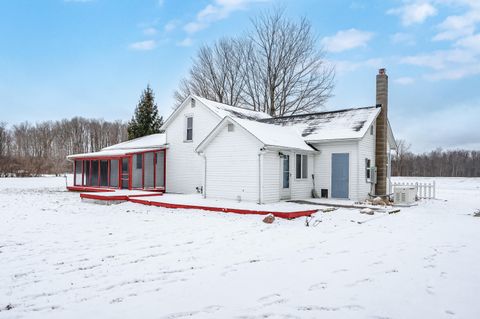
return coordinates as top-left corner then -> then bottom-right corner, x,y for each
72,188 -> 317,219
67,186 -> 116,193
129,197 -> 317,219
80,191 -> 163,201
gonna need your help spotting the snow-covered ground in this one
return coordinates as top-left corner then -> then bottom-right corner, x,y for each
1,176 -> 479,318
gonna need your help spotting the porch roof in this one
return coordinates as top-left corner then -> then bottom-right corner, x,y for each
67,147 -> 166,160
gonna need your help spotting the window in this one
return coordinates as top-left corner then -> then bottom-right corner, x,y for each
191,98 -> 196,108
370,125 -> 374,135
136,154 -> 143,169
296,154 -> 308,179
186,116 -> 193,141
227,123 -> 234,132
365,158 -> 371,180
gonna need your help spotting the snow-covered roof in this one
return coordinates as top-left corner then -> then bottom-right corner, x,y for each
259,106 -> 381,142
67,147 -> 164,160
196,116 -> 316,153
102,133 -> 166,150
194,96 -> 271,121
67,133 -> 167,160
161,95 -> 271,130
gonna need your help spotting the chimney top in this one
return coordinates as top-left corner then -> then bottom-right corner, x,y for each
378,68 -> 386,75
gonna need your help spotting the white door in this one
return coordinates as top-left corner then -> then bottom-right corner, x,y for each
280,154 -> 291,200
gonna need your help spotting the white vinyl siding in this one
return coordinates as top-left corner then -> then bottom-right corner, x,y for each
290,154 -> 314,199
358,121 -> 376,200
262,151 -> 281,203
165,100 -> 220,194
312,141 -> 359,200
204,122 -> 263,202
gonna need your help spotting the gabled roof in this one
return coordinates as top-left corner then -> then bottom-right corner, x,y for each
161,95 -> 271,130
196,116 -> 316,153
259,106 -> 381,142
67,133 -> 167,160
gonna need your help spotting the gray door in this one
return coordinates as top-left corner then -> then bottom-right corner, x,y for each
331,153 -> 349,198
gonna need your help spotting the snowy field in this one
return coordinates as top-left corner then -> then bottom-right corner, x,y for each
1,177 -> 479,319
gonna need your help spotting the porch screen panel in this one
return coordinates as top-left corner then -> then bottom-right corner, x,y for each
91,160 -> 99,186
132,154 -> 143,188
84,160 -> 91,186
109,160 -> 119,187
100,160 -> 108,186
74,160 -> 82,186
155,151 -> 165,187
144,152 -> 154,188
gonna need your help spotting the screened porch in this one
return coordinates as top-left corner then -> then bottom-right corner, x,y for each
72,149 -> 166,191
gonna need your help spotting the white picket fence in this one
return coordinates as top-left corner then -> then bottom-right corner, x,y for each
392,181 -> 436,199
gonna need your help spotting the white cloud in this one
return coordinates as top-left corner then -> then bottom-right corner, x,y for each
394,77 -> 415,85
391,32 -> 416,45
143,27 -> 157,36
183,0 -> 268,34
388,2 -> 437,26
177,38 -> 193,47
397,102 -> 480,152
330,58 -> 383,74
164,20 -> 178,32
433,1 -> 480,41
321,29 -> 374,53
129,40 -> 156,51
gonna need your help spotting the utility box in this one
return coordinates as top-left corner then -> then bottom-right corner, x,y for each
394,186 -> 416,205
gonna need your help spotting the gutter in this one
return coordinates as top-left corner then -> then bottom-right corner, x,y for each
258,148 -> 266,204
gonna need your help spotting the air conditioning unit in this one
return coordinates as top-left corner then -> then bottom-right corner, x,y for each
394,186 -> 416,205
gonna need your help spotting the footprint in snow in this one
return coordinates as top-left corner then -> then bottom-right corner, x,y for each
309,282 -> 328,291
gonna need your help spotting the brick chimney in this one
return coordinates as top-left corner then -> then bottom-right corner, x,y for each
375,68 -> 388,195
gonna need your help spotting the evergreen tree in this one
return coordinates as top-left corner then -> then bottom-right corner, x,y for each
127,85 -> 163,140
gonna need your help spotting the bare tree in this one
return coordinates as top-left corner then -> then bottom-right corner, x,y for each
392,139 -> 411,176
0,118 -> 128,176
174,8 -> 335,116
246,9 -> 334,116
174,38 -> 247,107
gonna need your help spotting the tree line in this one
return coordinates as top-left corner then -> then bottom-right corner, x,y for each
392,140 -> 480,177
0,119 -> 127,176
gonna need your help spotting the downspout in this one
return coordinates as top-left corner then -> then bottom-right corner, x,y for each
258,148 -> 266,204
199,152 -> 207,198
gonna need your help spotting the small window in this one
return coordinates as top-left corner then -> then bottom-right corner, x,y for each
227,123 -> 234,132
136,154 -> 143,169
191,98 -> 196,108
370,125 -> 374,135
186,116 -> 193,141
365,158 -> 371,180
296,154 -> 308,179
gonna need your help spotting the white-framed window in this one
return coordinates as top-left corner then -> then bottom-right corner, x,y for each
365,158 -> 371,181
370,125 -> 374,135
295,154 -> 308,179
227,123 -> 234,132
185,116 -> 193,142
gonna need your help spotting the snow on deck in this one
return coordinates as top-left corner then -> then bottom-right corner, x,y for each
1,176 -> 479,318
130,193 -> 319,218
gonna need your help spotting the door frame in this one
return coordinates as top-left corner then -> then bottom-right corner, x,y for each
280,152 -> 291,200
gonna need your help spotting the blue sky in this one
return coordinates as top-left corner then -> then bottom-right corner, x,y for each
0,0 -> 479,152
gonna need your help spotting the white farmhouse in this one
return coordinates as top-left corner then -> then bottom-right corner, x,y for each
68,69 -> 396,203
